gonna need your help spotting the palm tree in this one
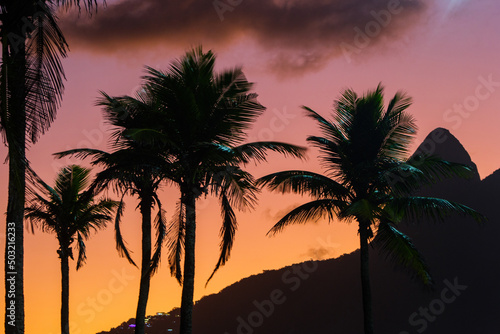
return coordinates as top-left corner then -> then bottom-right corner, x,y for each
1,1 -> 102,332
57,47 -> 304,334
54,92 -> 170,334
24,165 -> 117,334
132,47 -> 306,334
257,84 -> 484,334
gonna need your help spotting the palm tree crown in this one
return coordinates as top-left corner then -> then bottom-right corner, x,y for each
25,165 -> 117,268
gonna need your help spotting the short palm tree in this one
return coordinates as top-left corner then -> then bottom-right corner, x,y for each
54,94 -> 169,334
257,84 -> 484,334
1,1 -> 103,332
25,165 -> 117,334
125,47 -> 306,334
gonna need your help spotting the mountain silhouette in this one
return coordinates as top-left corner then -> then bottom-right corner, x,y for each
99,128 -> 499,334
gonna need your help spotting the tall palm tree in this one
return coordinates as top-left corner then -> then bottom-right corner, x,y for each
54,92 -> 170,334
57,47 -> 304,334
131,47 -> 306,334
24,165 -> 117,334
0,1 -> 102,332
257,85 -> 484,334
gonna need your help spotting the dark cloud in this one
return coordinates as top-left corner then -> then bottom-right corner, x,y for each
60,0 -> 427,75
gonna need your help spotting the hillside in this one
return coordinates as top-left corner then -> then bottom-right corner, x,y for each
100,128 -> 500,334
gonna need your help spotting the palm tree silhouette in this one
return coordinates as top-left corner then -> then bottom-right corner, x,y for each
54,92 -> 170,334
57,47 -> 305,334
25,165 -> 117,334
257,84 -> 484,334
130,47 -> 306,334
1,1 -> 102,332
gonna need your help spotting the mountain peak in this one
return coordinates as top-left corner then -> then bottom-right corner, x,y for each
412,128 -> 481,201
414,127 -> 479,178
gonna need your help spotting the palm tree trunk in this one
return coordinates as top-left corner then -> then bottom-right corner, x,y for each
180,190 -> 196,334
359,220 -> 374,334
3,13 -> 27,334
135,195 -> 153,334
60,249 -> 70,334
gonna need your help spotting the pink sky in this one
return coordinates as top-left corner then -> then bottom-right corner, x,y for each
1,0 -> 500,333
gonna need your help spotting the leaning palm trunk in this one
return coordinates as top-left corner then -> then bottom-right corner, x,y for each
3,21 -> 27,334
180,190 -> 196,334
60,246 -> 70,334
359,220 -> 374,334
135,195 -> 153,334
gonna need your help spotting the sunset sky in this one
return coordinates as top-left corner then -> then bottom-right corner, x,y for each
1,0 -> 500,333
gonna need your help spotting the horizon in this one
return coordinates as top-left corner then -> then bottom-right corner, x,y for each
1,0 -> 500,333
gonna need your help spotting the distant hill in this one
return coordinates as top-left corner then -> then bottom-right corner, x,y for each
100,128 -> 500,334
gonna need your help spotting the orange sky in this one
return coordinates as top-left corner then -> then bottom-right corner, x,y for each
1,0 -> 500,333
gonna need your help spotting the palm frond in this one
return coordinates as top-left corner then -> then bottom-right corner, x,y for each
149,194 -> 166,276
233,141 -> 306,164
75,231 -> 87,270
24,0 -> 68,143
25,207 -> 57,234
53,148 -> 108,162
206,191 -> 237,285
114,193 -> 137,267
303,106 -> 344,145
26,164 -> 61,203
383,155 -> 476,196
167,200 -> 185,284
257,170 -> 348,199
373,221 -> 432,285
388,196 -> 486,223
268,199 -> 345,236
55,0 -> 103,13
408,154 -> 475,182
344,199 -> 381,222
306,135 -> 344,177
378,108 -> 416,161
74,198 -> 117,236
207,165 -> 258,211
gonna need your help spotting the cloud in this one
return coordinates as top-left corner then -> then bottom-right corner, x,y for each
60,0 -> 427,75
303,235 -> 341,260
301,244 -> 339,261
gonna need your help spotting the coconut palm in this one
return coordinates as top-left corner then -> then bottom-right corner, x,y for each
57,47 -> 305,334
257,84 -> 484,334
24,165 -> 117,334
120,47 -> 306,334
1,1 -> 102,332
54,95 -> 170,334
